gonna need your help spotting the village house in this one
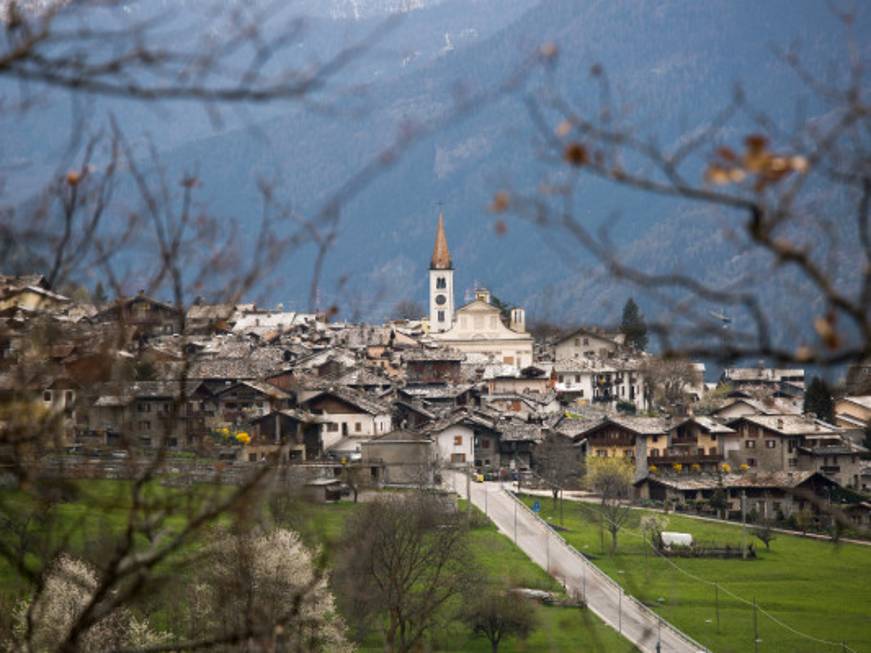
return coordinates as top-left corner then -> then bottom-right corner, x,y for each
657,416 -> 739,472
553,327 -> 624,360
721,365 -> 805,393
570,415 -> 669,476
214,380 -> 293,425
553,358 -> 647,411
635,470 -> 845,522
724,414 -> 864,489
0,284 -> 71,313
361,429 -> 436,486
86,380 -> 212,448
248,408 -> 323,462
402,347 -> 465,384
485,365 -> 550,395
301,387 -> 392,453
93,292 -> 182,337
423,409 -> 494,467
834,395 -> 871,429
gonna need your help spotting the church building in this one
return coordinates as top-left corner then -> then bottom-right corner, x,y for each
426,213 -> 534,369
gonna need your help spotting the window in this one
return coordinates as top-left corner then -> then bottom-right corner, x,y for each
745,440 -> 756,448
138,402 -> 151,413
575,375 -> 580,383
710,434 -> 717,441
64,390 -> 74,405
788,440 -> 797,453
139,420 -> 151,430
436,276 -> 446,289
574,338 -> 580,346
709,447 -> 718,455
652,435 -> 659,443
437,310 -> 445,322
650,449 -> 659,457
43,390 -> 52,402
789,458 -> 798,468
249,453 -> 258,462
747,458 -> 756,467
450,453 -> 466,463
327,423 -> 339,432
765,440 -> 777,449
583,337 -> 589,345
697,448 -> 705,456
579,389 -> 584,398
558,375 -> 565,383
481,438 -> 490,449
355,422 -> 361,432
503,356 -> 514,365
454,435 -> 463,446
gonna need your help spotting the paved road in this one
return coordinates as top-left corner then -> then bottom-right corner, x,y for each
447,472 -> 709,653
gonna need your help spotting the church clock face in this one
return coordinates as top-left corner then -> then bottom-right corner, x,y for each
435,294 -> 447,306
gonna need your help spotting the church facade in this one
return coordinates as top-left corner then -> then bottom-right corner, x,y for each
426,213 -> 534,369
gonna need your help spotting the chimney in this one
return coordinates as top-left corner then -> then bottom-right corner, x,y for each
510,308 -> 526,333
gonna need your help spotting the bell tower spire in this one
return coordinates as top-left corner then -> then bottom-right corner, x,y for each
430,210 -> 452,270
429,210 -> 455,332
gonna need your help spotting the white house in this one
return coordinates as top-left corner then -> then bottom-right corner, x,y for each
302,388 -> 392,452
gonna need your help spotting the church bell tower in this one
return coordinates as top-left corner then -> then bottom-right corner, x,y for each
429,211 -> 454,332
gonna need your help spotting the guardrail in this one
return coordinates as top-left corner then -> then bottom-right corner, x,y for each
506,487 -> 710,653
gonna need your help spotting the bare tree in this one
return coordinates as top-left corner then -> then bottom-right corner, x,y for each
463,586 -> 536,653
640,357 -> 698,409
532,432 -> 578,523
494,12 -> 869,372
391,299 -> 424,321
333,492 -> 473,653
751,521 -> 777,551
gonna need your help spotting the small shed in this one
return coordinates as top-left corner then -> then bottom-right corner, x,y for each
304,478 -> 343,503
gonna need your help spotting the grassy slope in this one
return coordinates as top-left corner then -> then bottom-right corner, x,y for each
1,481 -> 635,652
522,495 -> 871,653
315,500 -> 635,653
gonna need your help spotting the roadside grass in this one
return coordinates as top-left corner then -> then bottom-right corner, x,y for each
521,494 -> 871,653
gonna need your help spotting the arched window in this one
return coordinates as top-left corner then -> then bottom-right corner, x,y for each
436,277 -> 446,289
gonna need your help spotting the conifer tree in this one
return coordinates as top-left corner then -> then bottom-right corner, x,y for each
620,298 -> 648,351
803,376 -> 834,422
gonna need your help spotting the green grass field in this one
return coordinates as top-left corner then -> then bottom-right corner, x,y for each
289,498 -> 635,652
0,480 -> 635,652
522,494 -> 871,653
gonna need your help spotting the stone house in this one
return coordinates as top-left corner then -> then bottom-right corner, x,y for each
361,430 -> 436,485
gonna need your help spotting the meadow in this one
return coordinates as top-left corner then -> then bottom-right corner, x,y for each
522,494 -> 871,653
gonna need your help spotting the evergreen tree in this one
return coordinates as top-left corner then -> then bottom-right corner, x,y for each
620,298 -> 648,351
93,281 -> 107,305
803,376 -> 834,422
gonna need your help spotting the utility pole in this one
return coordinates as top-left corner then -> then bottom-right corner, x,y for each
514,498 -> 518,544
546,531 -> 550,571
466,464 -> 471,513
656,618 -> 661,653
618,587 -> 623,633
753,596 -> 759,653
741,490 -> 748,560
715,583 -> 721,633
